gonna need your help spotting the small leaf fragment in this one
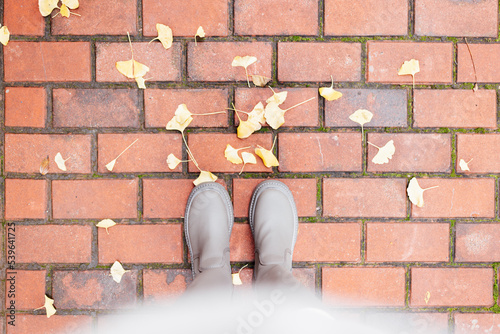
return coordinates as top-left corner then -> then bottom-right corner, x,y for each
232,264 -> 248,286
150,23 -> 173,50
459,158 -> 473,172
40,156 -> 50,175
34,295 -> 56,318
96,219 -> 116,234
135,77 -> 146,89
255,146 -> 279,168
0,25 -> 10,46
407,177 -> 439,208
167,153 -> 182,169
110,261 -> 130,283
349,109 -> 373,127
60,3 -> 70,17
54,152 -> 69,171
251,75 -> 271,87
195,26 -> 205,45
370,140 -> 395,165
193,171 -> 218,186
39,0 -> 59,16
424,291 -> 431,305
224,144 -> 243,164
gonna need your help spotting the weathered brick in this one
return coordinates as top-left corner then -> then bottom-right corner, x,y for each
15,225 -> 91,263
4,42 -> 91,82
278,42 -> 361,82
52,0 -> 137,35
5,271 -> 45,309
458,44 -> 500,83
96,42 -> 181,82
367,41 -> 453,84
235,88 -> 319,127
414,89 -> 497,128
187,42 -> 273,82
232,178 -> 318,217
3,0 -> 44,35
457,134 -> 500,173
415,0 -> 498,37
322,267 -> 406,306
324,0 -> 408,36
294,223 -> 361,262
325,89 -> 407,128
7,315 -> 92,334
143,269 -> 192,303
367,133 -> 451,173
410,268 -> 494,307
142,0 -> 228,37
145,89 -> 229,128
5,87 -> 46,128
230,223 -> 254,262
188,133 -> 273,173
234,0 -> 318,36
411,178 -> 495,218
98,133 -> 183,173
53,89 -> 140,128
53,270 -> 138,309
455,313 -> 500,334
52,179 -> 138,219
98,224 -> 183,264
5,179 -> 47,220
278,132 -> 362,172
455,223 -> 500,262
5,134 -> 92,174
143,179 -> 194,219
366,223 -> 449,262
323,178 -> 407,218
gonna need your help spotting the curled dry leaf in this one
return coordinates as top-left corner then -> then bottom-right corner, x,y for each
110,261 -> 130,283
398,59 -> 420,86
251,75 -> 271,87
40,156 -> 50,175
459,158 -> 473,172
167,153 -> 182,169
193,171 -> 218,186
0,25 -> 10,46
55,152 -> 70,171
232,264 -> 248,286
96,219 -> 116,234
407,177 -> 439,208
232,56 -> 257,87
150,23 -> 173,50
34,295 -> 56,318
39,0 -> 59,16
369,140 -> 395,165
195,26 -> 205,45
239,152 -> 257,174
255,145 -> 279,168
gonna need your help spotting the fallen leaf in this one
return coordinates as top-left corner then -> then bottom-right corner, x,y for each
195,26 -> 205,45
96,219 -> 116,234
234,106 -> 261,139
459,158 -> 473,172
167,153 -> 183,169
473,83 -> 479,92
407,177 -> 439,208
193,171 -> 217,186
110,261 -> 129,283
62,0 -> 79,9
247,102 -> 266,127
369,140 -> 395,165
349,109 -> 373,136
116,59 -> 150,80
105,139 -> 139,172
232,264 -> 248,286
166,104 -> 194,133
60,3 -> 70,17
135,77 -> 146,89
150,23 -> 173,50
424,291 -> 431,304
239,152 -> 257,174
266,88 -> 288,105
398,59 -> 420,86
34,295 -> 56,318
39,0 -> 59,16
40,156 -> 50,175
224,144 -> 251,165
319,75 -> 342,101
264,102 -> 285,130
232,56 -> 257,87
255,145 -> 279,168
0,25 -> 10,46
54,152 -> 70,171
251,75 -> 271,87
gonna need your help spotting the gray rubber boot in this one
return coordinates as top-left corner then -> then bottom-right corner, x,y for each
184,182 -> 234,298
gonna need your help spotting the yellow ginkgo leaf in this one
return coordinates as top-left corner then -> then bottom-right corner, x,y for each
232,55 -> 257,87
167,153 -> 182,169
193,171 -> 217,186
62,0 -> 79,9
166,116 -> 193,133
407,177 -> 439,208
247,102 -> 266,127
54,152 -> 70,171
39,0 -> 59,16
110,261 -> 129,283
459,158 -> 473,172
255,145 -> 279,168
116,59 -> 150,79
319,76 -> 342,101
195,26 -> 205,45
237,119 -> 260,139
266,89 -> 288,105
224,144 -> 243,164
60,3 -> 70,17
0,26 -> 10,46
251,75 -> 271,87
96,219 -> 116,234
398,59 -> 420,86
174,104 -> 193,124
135,77 -> 146,89
34,295 -> 56,318
349,109 -> 373,127
239,152 -> 257,174
264,102 -> 285,130
369,140 -> 395,165
150,24 -> 173,50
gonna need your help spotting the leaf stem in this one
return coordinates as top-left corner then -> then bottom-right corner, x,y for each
193,111 -> 226,116
127,32 -> 134,59
236,146 -> 252,152
467,158 -> 474,164
114,138 -> 138,160
227,107 -> 250,115
181,133 -> 200,171
367,141 -> 380,149
271,135 -> 277,151
422,185 -> 439,192
245,68 -> 250,87
284,97 -> 316,112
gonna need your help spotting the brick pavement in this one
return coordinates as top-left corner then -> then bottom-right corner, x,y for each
2,0 -> 500,333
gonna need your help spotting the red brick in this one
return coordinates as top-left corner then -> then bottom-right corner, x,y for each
456,223 -> 500,262
278,132 -> 362,172
52,179 -> 138,219
96,42 -> 181,82
188,133 -> 273,173
322,267 -> 406,306
294,223 -> 361,262
4,42 -> 91,82
323,178 -> 407,218
414,89 -> 497,128
53,270 -> 138,309
457,134 -> 500,173
98,224 -> 183,264
5,134 -> 92,174
367,41 -> 453,84
15,225 -> 91,263
53,89 -> 140,128
7,315 -> 92,334
3,0 -> 44,36
145,89 -> 229,128
458,44 -> 500,83
232,267 -> 316,291
366,223 -> 449,262
5,271 -> 45,309
142,0 -> 228,37
410,268 -> 494,307
5,87 -> 46,127
230,223 -> 254,262
455,313 -> 500,334
143,179 -> 193,219
278,42 -> 361,82
367,133 -> 451,173
52,0 -> 137,35
233,178 -> 317,217
235,88 -> 319,127
234,0 -> 318,36
97,133 -> 182,173
411,178 -> 495,218
143,269 -> 192,303
324,0 -> 408,36
188,42 -> 273,82
415,0 -> 498,37
5,179 -> 47,220
325,89 -> 407,128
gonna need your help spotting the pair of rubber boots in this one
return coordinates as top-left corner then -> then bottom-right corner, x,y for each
184,180 -> 298,288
